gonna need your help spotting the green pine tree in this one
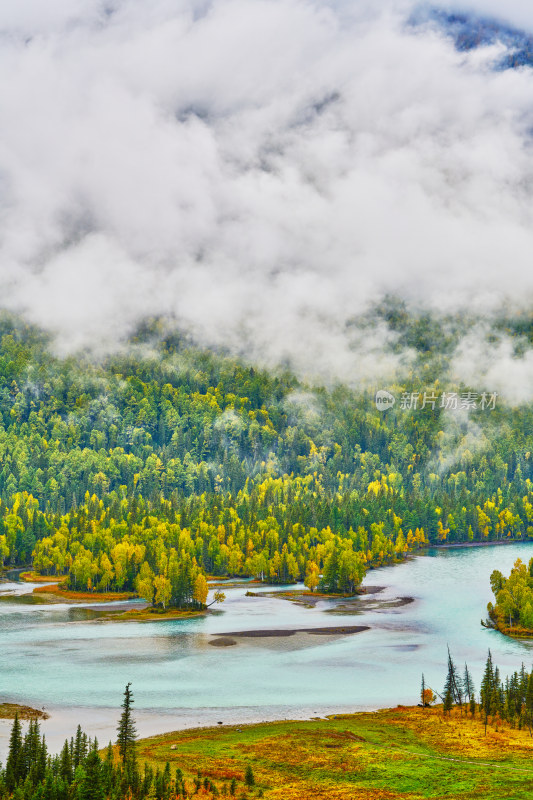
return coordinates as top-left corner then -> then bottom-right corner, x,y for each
443,648 -> 463,711
102,741 -> 116,796
480,650 -> 495,734
5,713 -> 23,791
78,748 -> 104,800
244,765 -> 255,787
116,682 -> 137,770
59,739 -> 73,784
443,687 -> 453,715
525,672 -> 533,734
463,664 -> 476,715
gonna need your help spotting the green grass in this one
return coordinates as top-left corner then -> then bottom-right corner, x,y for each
136,706 -> 533,799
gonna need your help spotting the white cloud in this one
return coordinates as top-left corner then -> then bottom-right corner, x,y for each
0,0 -> 533,388
441,0 -> 533,32
452,327 -> 533,406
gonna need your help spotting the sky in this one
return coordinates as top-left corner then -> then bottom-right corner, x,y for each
0,0 -> 532,395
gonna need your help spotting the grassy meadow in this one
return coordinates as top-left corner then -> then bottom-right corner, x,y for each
136,706 -> 533,800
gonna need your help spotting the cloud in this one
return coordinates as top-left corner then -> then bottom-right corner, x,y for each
428,410 -> 490,475
0,0 -> 533,389
451,326 -> 533,406
440,1 -> 533,32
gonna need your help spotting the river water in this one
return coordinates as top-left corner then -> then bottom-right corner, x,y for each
0,542 -> 532,758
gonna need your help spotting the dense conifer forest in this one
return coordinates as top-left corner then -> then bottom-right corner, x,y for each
0,684 -> 229,800
0,310 -> 532,606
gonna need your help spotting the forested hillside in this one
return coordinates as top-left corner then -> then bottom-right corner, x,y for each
0,311 -> 532,605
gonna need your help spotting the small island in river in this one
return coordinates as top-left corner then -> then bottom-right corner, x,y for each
486,557 -> 533,638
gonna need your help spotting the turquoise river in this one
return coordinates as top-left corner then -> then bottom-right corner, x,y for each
1,542 -> 532,757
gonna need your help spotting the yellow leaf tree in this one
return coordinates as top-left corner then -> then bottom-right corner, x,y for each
193,574 -> 209,607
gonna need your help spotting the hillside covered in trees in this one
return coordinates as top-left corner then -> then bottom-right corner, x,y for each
0,309 -> 532,606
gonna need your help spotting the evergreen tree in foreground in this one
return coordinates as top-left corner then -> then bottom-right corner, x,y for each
4,713 -> 22,791
443,646 -> 463,712
244,764 -> 255,787
117,682 -> 137,771
463,663 -> 476,715
78,745 -> 105,800
480,649 -> 495,734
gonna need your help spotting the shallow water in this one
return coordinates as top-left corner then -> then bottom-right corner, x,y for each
1,542 -> 532,756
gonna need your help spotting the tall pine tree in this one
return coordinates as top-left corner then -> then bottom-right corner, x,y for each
480,649 -> 495,734
443,647 -> 463,712
5,713 -> 23,791
116,682 -> 137,769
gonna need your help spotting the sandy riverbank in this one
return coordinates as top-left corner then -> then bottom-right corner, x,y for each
0,700 -> 383,763
213,624 -> 369,638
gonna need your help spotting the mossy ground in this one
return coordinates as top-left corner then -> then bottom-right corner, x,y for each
31,583 -> 136,602
19,571 -> 63,583
103,606 -> 206,622
0,703 -> 48,720
30,584 -> 205,621
136,706 -> 533,799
